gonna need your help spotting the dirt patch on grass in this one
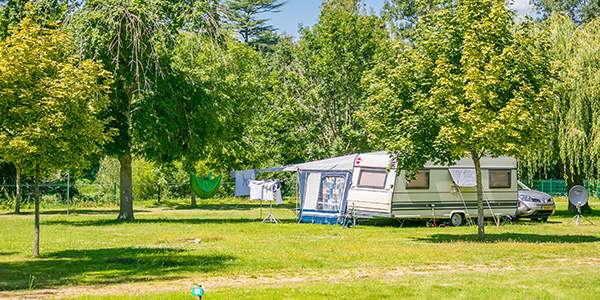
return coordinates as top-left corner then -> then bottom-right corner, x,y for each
2,258 -> 598,299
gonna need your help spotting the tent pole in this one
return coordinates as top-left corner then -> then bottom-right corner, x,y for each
259,171 -> 262,219
295,172 -> 299,222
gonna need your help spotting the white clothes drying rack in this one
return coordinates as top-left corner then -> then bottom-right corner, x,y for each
252,178 -> 281,224
261,200 -> 281,224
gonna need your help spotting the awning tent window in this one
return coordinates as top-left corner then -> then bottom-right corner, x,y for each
317,176 -> 345,211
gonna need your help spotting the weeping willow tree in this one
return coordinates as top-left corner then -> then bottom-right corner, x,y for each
545,13 -> 600,212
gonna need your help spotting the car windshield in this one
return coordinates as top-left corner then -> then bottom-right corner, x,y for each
517,180 -> 531,190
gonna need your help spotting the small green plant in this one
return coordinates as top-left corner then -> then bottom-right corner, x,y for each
28,275 -> 35,290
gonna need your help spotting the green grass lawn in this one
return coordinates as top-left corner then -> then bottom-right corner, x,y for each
1,198 -> 599,299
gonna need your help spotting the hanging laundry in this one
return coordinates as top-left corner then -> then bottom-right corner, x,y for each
274,187 -> 283,205
229,169 -> 258,196
248,180 -> 264,200
190,172 -> 222,199
247,179 -> 283,204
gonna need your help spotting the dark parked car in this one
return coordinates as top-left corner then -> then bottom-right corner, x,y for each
516,181 -> 555,221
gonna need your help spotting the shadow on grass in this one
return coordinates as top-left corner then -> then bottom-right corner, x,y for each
2,209 -> 150,216
173,202 -> 296,211
413,233 -> 600,243
552,208 -> 600,218
43,216 -> 296,227
0,247 -> 235,291
0,252 -> 18,256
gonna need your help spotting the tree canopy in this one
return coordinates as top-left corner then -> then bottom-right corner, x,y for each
265,0 -> 386,162
224,0 -> 285,50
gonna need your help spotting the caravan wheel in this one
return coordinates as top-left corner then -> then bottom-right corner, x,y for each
450,213 -> 464,227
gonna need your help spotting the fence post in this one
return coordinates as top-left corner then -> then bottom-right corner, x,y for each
113,182 -> 117,203
66,170 -> 70,215
541,180 -> 545,194
549,179 -> 553,196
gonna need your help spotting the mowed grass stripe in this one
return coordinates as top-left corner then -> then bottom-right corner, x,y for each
0,198 -> 599,299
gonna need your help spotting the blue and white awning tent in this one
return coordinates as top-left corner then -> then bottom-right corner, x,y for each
261,153 -> 372,225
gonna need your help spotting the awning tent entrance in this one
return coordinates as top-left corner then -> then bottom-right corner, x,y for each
262,154 -> 359,225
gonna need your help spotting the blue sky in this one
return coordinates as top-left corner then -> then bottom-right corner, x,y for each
265,0 -> 534,38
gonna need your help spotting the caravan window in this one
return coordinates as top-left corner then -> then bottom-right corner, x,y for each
489,170 -> 511,188
405,170 -> 429,189
357,168 -> 387,189
318,176 -> 345,211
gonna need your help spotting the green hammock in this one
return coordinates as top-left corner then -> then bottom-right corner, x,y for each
190,172 -> 222,199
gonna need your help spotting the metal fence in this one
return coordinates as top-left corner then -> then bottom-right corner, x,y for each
520,179 -> 600,198
0,175 -> 298,209
0,182 -> 236,209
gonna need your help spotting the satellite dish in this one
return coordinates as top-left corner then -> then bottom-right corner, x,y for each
568,185 -> 588,207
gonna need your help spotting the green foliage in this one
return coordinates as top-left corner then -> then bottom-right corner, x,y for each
0,15 -> 113,175
546,13 -> 600,179
266,0 -> 387,163
382,0 -> 434,40
0,0 -> 68,38
363,0 -> 552,170
69,0 -> 178,157
173,32 -> 269,173
532,0 -> 600,24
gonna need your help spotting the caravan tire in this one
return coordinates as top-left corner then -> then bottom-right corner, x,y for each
450,213 -> 464,227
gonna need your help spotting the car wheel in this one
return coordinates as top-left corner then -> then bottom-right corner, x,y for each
450,214 -> 464,227
541,217 -> 548,222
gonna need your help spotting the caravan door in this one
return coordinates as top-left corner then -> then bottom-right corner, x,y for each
299,171 -> 351,224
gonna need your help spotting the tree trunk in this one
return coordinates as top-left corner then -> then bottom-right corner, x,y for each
184,159 -> 197,207
117,86 -> 135,221
33,164 -> 40,257
565,165 -> 591,213
117,151 -> 135,221
472,151 -> 485,242
14,162 -> 21,214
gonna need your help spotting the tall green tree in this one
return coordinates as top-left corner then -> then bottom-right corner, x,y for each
69,0 -> 220,219
362,0 -> 552,241
532,0 -> 600,24
224,0 -> 285,51
267,0 -> 387,162
0,16 -> 112,256
0,0 -> 69,38
543,13 -> 600,212
0,0 -> 72,213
